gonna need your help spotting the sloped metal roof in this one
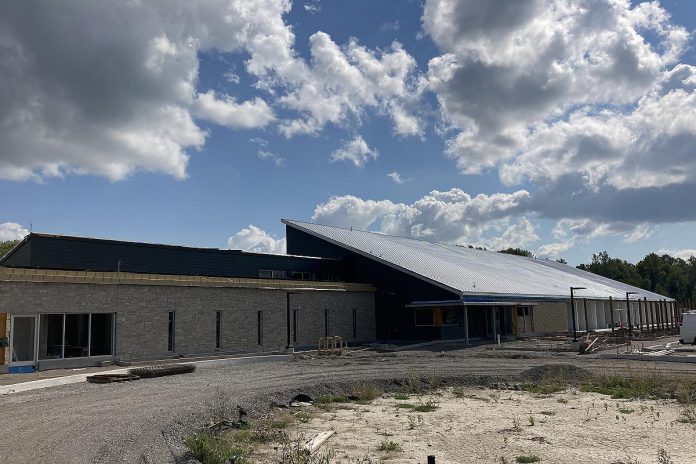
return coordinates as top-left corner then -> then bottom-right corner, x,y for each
283,219 -> 672,302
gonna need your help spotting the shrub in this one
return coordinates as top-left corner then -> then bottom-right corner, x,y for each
377,440 -> 401,452
184,432 -> 251,464
515,456 -> 541,463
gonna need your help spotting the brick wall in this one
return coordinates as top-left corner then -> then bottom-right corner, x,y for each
533,302 -> 569,333
0,280 -> 375,361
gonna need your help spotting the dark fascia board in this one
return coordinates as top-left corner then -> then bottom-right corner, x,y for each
282,219 -> 463,296
7,232 -> 336,262
0,233 -> 31,265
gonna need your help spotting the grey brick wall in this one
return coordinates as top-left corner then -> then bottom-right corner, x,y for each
0,281 -> 375,361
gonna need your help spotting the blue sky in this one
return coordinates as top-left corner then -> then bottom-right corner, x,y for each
1,0 -> 696,266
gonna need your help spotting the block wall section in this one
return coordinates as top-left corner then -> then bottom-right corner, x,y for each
533,302 -> 569,333
0,281 -> 375,361
289,291 -> 376,346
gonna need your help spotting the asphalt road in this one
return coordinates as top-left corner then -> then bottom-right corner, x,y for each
2,346 -> 695,464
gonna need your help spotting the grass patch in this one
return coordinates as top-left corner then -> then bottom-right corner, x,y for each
294,411 -> 312,423
395,403 -> 416,409
351,384 -> 383,403
677,406 -> 696,424
557,398 -> 568,405
617,407 -> 634,415
515,455 -> 541,463
581,374 -> 665,401
377,440 -> 401,452
394,393 -> 410,400
185,432 -> 252,464
539,411 -> 555,416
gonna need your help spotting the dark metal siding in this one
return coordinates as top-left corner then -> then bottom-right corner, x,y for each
286,226 -> 461,341
2,239 -> 31,266
3,235 -> 345,280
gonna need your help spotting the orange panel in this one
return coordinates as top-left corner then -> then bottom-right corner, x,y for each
433,307 -> 443,327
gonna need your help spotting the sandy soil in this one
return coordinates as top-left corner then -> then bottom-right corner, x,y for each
260,387 -> 696,464
2,342 -> 695,463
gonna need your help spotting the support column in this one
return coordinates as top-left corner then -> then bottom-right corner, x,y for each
490,306 -> 496,340
464,306 -> 469,345
638,298 -> 643,334
609,296 -> 615,333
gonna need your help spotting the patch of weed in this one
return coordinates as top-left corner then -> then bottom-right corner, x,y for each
617,407 -> 634,414
677,405 -> 696,424
185,432 -> 252,464
515,455 -> 541,463
539,411 -> 555,416
377,440 -> 401,452
393,393 -> 410,400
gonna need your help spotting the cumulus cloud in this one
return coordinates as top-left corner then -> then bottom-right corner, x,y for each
0,222 -> 29,242
311,188 -> 532,246
659,248 -> 696,260
0,0 -> 424,182
537,240 -> 575,259
330,136 -> 379,167
423,0 -> 688,175
227,224 -> 286,254
194,91 -> 275,129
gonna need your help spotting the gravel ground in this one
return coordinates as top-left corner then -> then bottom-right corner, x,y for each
2,345 -> 696,464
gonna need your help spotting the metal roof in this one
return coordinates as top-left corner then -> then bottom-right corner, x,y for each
283,219 -> 673,302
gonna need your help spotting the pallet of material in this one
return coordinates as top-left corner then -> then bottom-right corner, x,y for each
86,374 -> 140,384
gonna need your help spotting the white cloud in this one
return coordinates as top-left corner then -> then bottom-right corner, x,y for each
330,136 -> 378,167
0,222 -> 29,242
312,188 -> 532,246
0,0 -> 424,182
194,91 -> 275,129
257,150 -> 285,167
0,0 -> 294,182
387,171 -> 408,184
423,0 -> 689,174
659,248 -> 696,260
537,240 -> 575,259
227,224 -> 286,254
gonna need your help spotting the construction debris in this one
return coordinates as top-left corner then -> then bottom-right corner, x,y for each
86,374 -> 140,384
304,431 -> 334,454
128,363 -> 196,378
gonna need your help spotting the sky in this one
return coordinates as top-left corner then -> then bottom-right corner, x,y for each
1,0 -> 696,266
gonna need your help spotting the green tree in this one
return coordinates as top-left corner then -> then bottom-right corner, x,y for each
498,248 -> 535,258
0,240 -> 19,259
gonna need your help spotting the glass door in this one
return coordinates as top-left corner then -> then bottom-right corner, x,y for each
10,316 -> 37,366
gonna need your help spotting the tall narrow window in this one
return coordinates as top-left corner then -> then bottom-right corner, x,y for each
215,311 -> 222,350
292,309 -> 298,344
257,310 -> 263,346
168,311 -> 175,352
352,309 -> 357,339
324,309 -> 329,337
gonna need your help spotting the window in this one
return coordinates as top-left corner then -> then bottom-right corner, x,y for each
215,311 -> 222,350
39,313 -> 114,359
258,269 -> 273,278
257,311 -> 263,346
414,307 -> 458,327
292,309 -> 298,343
90,313 -> 113,356
414,308 -> 435,326
352,309 -> 357,339
289,271 -> 314,280
64,314 -> 89,358
324,309 -> 329,337
272,270 -> 287,279
441,307 -> 459,326
168,311 -> 175,352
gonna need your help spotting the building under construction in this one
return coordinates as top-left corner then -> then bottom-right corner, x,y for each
0,219 -> 678,372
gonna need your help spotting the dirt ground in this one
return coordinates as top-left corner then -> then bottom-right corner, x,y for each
260,387 -> 696,464
1,340 -> 695,463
